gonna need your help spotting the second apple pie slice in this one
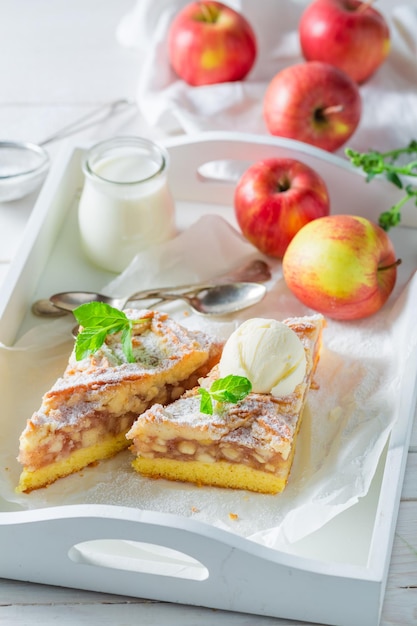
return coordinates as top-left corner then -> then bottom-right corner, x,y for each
127,314 -> 325,494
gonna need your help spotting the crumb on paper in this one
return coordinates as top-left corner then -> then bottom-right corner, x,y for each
191,506 -> 199,513
328,406 -> 343,422
228,512 -> 239,521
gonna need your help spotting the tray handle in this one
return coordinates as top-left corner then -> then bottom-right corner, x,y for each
2,506 -> 263,603
0,504 -> 381,625
163,131 -> 410,228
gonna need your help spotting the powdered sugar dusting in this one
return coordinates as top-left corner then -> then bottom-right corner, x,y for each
27,308 -> 221,429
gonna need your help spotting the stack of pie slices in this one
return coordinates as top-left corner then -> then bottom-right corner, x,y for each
17,309 -> 325,495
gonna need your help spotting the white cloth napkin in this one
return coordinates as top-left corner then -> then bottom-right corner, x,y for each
103,213 -> 264,298
116,0 -> 417,155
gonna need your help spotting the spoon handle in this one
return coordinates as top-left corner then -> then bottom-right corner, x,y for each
124,259 -> 271,304
39,99 -> 132,147
125,283 -> 216,304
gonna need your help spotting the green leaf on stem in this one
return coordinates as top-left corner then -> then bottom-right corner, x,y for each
73,301 -> 141,363
345,141 -> 417,230
198,375 -> 252,415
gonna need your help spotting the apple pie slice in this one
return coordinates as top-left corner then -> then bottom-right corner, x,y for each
126,314 -> 325,495
17,308 -> 223,493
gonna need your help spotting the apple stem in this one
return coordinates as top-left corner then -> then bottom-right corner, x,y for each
378,258 -> 402,272
356,0 -> 375,14
198,3 -> 218,23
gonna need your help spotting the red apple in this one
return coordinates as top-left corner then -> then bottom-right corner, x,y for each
263,61 -> 361,152
234,157 -> 330,258
299,0 -> 390,84
282,214 -> 399,320
168,1 -> 257,86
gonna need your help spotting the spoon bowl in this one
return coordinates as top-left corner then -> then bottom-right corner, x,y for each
153,282 -> 267,316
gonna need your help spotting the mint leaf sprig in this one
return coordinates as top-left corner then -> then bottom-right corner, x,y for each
73,301 -> 144,363
198,375 -> 252,415
345,140 -> 417,231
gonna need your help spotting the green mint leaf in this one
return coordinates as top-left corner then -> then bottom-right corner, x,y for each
121,326 -> 135,363
210,374 -> 252,403
73,301 -> 135,362
385,171 -> 403,189
74,301 -> 128,328
75,327 -> 111,361
379,206 -> 402,231
199,375 -> 252,415
198,388 -> 213,415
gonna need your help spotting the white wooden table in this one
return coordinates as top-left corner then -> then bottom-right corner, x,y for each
0,1 -> 416,624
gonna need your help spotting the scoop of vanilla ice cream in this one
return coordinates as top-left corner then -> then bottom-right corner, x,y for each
218,318 -> 307,397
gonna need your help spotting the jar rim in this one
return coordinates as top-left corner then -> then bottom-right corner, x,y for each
83,136 -> 168,186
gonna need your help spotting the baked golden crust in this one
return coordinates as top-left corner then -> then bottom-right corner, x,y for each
127,314 -> 325,494
17,309 -> 223,493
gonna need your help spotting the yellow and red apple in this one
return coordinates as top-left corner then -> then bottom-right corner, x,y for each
234,157 -> 330,258
168,1 -> 257,86
299,0 -> 390,84
263,61 -> 361,152
282,214 -> 400,320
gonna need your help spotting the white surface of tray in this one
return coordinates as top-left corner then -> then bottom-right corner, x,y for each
0,132 -> 416,626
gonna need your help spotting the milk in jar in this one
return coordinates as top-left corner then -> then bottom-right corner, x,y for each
78,137 -> 176,273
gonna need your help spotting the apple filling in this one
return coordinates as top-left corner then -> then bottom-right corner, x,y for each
18,412 -> 134,472
18,370 -> 216,473
131,430 -> 289,476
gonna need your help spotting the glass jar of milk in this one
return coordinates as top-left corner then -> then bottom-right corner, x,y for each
78,136 -> 176,273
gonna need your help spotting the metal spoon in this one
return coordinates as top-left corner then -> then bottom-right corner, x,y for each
38,99 -> 132,147
37,282 -> 266,317
31,259 -> 271,317
151,282 -> 267,315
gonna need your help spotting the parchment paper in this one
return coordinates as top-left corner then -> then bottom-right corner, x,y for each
1,215 -> 416,550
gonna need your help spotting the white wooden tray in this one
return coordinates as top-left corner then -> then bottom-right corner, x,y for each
0,132 -> 416,626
